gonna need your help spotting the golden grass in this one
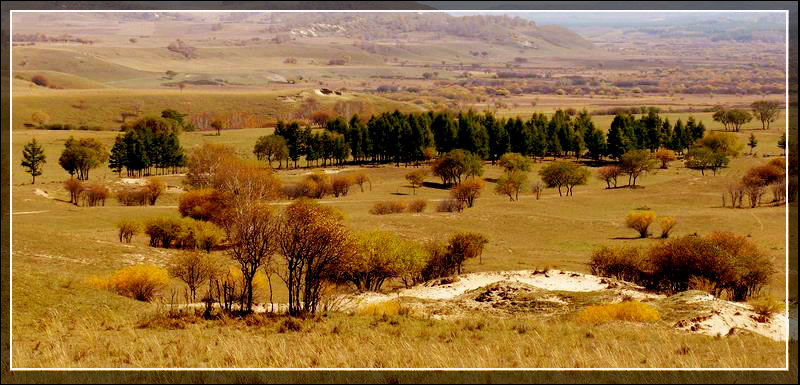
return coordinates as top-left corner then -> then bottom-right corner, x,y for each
748,295 -> 787,319
357,301 -> 411,317
9,308 -> 788,368
577,301 -> 661,324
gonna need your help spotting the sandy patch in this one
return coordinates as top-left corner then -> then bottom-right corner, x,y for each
674,293 -> 793,342
22,252 -> 89,265
298,167 -> 363,176
344,270 -> 624,307
34,188 -> 52,199
119,178 -> 148,186
315,89 -> 342,96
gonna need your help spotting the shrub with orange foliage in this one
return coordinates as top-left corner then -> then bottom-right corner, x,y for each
178,188 -> 232,223
450,179 -> 484,208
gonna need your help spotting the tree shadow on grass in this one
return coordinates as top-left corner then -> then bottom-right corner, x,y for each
390,192 -> 410,196
611,236 -> 647,240
422,181 -> 450,190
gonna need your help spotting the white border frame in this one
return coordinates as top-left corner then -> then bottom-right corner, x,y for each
7,8 -> 792,372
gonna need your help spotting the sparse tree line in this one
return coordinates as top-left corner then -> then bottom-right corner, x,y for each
713,100 -> 782,132
63,177 -> 166,207
107,146 -> 490,317
50,114 -> 188,185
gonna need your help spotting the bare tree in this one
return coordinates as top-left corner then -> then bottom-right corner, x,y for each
168,251 -> 217,303
221,203 -> 280,313
278,200 -> 354,316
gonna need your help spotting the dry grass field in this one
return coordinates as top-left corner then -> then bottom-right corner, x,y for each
7,10 -> 795,371
10,122 -> 795,368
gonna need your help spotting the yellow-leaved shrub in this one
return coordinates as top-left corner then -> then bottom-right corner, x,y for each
89,264 -> 170,302
625,210 -> 657,238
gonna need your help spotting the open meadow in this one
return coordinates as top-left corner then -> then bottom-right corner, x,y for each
10,122 -> 796,368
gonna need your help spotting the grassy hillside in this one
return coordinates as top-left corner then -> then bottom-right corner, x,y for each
11,88 -> 425,130
13,47 -> 159,83
13,70 -> 111,90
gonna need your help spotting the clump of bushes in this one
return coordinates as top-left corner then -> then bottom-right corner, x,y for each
283,172 -> 340,200
407,199 -> 427,213
116,219 -> 139,243
40,123 -> 103,131
331,175 -> 354,197
589,232 -> 774,301
588,245 -> 646,283
89,264 -> 170,302
116,187 -> 149,206
418,232 -> 488,282
577,301 -> 660,324
748,295 -> 785,320
436,198 -> 465,213
178,188 -> 232,223
625,210 -> 657,238
370,201 -> 406,215
62,179 -> 109,206
80,183 -> 110,206
116,178 -> 167,206
144,217 -> 184,248
143,216 -> 224,251
278,318 -> 303,333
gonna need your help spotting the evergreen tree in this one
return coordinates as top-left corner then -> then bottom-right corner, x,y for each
21,138 -> 46,184
528,114 -> 548,160
550,110 -> 574,157
507,117 -> 529,155
670,119 -> 686,153
486,113 -> 509,164
778,132 -> 786,155
431,112 -> 457,155
747,133 -> 758,154
641,111 -> 662,151
108,135 -> 126,176
584,127 -> 606,160
607,114 -> 632,160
